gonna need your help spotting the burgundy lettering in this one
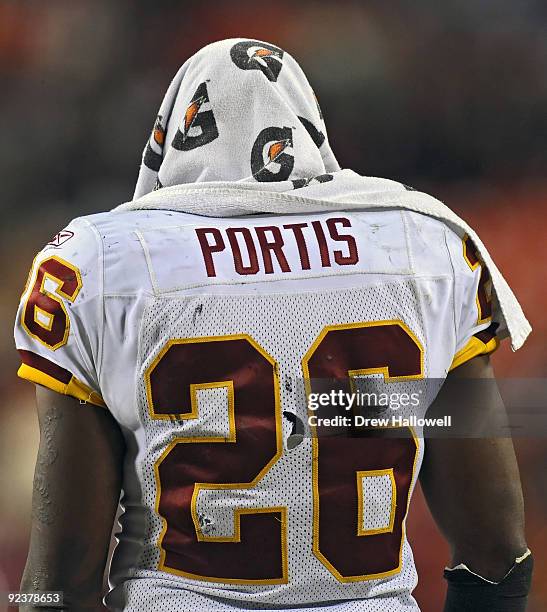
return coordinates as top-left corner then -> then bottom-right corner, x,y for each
311,221 -> 331,268
226,228 -> 260,275
195,228 -> 225,277
283,223 -> 311,270
255,226 -> 291,274
327,218 -> 359,265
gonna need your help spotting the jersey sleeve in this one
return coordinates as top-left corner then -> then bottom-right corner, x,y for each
447,231 -> 500,371
14,218 -> 105,407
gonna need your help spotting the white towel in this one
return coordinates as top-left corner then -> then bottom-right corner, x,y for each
121,39 -> 530,351
133,38 -> 339,198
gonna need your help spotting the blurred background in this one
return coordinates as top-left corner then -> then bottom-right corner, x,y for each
0,1 -> 545,610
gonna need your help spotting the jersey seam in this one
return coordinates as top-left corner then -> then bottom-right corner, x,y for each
400,210 -> 415,274
102,275 -> 450,301
402,214 -> 429,377
133,294 -> 153,573
54,223 -> 100,392
135,229 -> 161,296
138,270 -> 454,295
443,227 -> 459,352
80,217 -> 106,387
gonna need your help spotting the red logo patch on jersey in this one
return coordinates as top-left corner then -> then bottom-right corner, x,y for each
47,230 -> 74,247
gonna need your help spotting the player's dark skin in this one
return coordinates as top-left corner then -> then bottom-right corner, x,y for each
20,354 -> 528,611
20,386 -> 124,612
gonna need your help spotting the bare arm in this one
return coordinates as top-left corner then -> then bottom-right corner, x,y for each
20,387 -> 124,611
420,355 -> 528,581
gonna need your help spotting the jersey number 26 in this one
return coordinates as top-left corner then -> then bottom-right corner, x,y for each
145,320 -> 422,584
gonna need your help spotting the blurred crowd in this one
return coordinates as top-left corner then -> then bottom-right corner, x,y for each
0,1 -> 545,610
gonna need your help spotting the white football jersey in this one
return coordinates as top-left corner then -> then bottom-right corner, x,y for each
15,207 -> 498,612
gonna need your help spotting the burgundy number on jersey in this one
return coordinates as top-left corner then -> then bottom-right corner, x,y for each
463,235 -> 492,324
148,321 -> 422,584
303,322 -> 422,581
148,336 -> 286,584
22,256 -> 82,350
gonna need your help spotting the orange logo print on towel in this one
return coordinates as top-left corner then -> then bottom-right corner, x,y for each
251,126 -> 294,182
230,40 -> 285,82
144,115 -> 166,171
172,82 -> 219,152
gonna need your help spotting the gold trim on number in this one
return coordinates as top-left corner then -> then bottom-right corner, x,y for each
356,468 -> 396,536
462,235 -> 493,326
151,334 -> 287,585
302,320 -> 422,582
21,256 -> 83,351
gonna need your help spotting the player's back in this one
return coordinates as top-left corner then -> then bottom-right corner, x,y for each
97,205 -> 484,612
16,205 -> 495,611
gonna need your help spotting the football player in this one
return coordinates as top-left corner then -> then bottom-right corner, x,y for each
15,39 -> 532,611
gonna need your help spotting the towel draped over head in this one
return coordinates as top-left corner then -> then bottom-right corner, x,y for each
134,38 -> 340,199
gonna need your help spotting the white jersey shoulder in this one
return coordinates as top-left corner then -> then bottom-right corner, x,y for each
14,216 -> 104,405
